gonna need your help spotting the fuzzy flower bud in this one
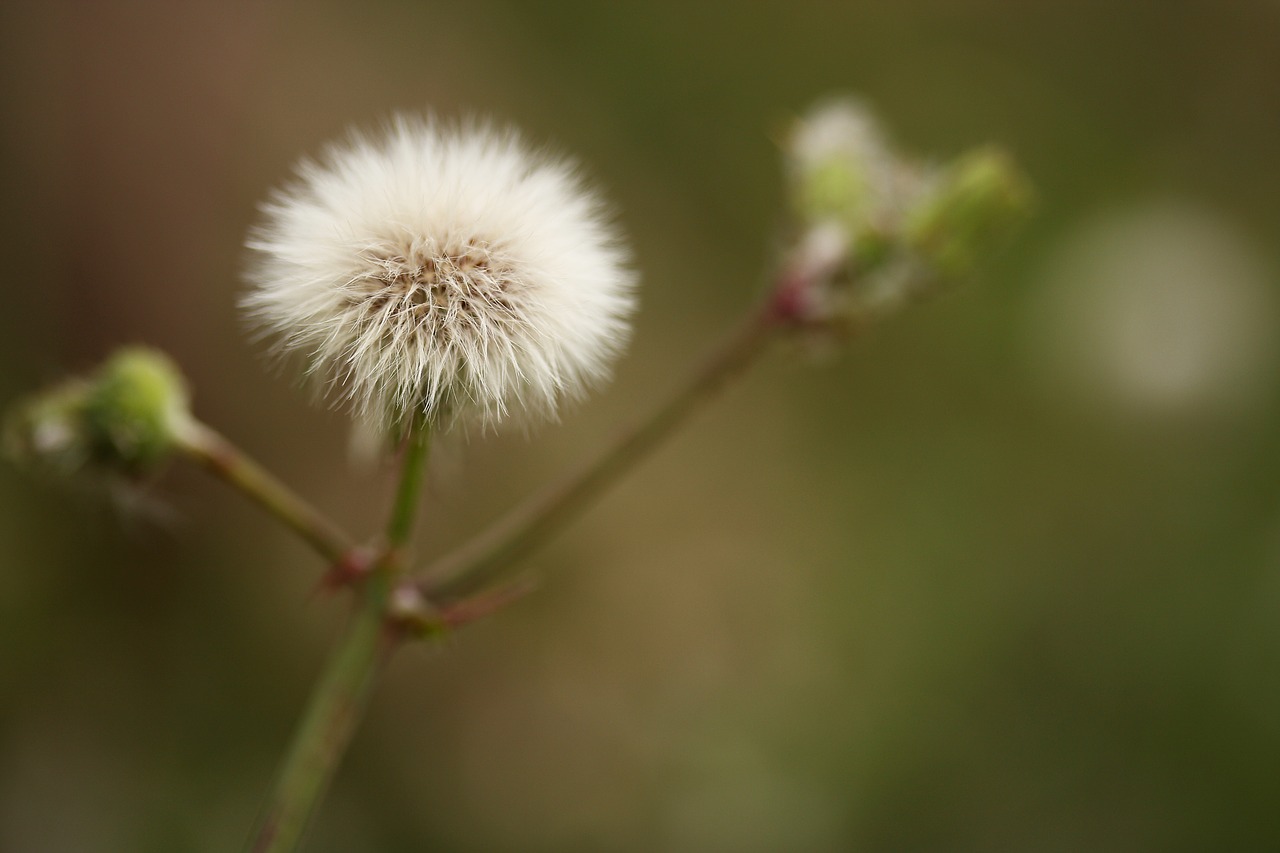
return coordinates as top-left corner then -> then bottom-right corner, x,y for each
84,348 -> 191,474
777,97 -> 933,329
786,98 -> 929,269
776,98 -> 1032,331
903,145 -> 1034,279
243,116 -> 638,434
5,347 -> 191,478
787,97 -> 893,235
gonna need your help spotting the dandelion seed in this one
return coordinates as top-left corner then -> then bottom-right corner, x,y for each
242,116 -> 637,434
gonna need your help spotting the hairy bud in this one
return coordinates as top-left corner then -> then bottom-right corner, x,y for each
5,347 -> 191,478
904,146 -> 1034,279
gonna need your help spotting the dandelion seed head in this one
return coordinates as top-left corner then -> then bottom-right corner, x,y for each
242,116 -> 637,433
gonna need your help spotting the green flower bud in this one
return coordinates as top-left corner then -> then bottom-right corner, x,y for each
83,348 -> 191,474
774,98 -> 1034,338
5,347 -> 191,479
903,146 -> 1033,278
796,157 -> 874,229
787,98 -> 895,236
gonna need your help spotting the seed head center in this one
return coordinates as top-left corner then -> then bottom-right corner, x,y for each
352,243 -> 515,325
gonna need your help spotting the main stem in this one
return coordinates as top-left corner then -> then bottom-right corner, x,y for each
386,421 -> 433,557
422,305 -> 784,601
248,573 -> 393,853
249,420 -> 432,853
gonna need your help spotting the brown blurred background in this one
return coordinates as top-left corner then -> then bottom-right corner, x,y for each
3,1 -> 1280,850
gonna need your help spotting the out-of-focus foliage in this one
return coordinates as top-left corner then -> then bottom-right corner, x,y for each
2,2 -> 1279,851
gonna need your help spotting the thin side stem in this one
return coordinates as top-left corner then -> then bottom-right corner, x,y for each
178,420 -> 354,564
248,418 -> 434,853
421,305 -> 785,601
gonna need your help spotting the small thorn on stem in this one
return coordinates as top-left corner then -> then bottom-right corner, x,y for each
315,547 -> 377,594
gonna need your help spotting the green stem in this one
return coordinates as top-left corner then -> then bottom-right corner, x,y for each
248,574 -> 393,853
421,306 -> 783,601
178,420 -> 354,564
248,418 -> 433,852
386,419 -> 432,558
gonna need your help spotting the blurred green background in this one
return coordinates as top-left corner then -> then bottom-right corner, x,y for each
4,1 -> 1280,850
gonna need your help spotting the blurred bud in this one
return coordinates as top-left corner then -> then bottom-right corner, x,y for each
84,348 -> 191,474
787,98 -> 894,237
903,146 -> 1033,279
777,98 -> 1033,334
5,347 -> 192,479
4,378 -> 93,476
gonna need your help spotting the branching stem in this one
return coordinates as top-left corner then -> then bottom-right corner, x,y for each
247,420 -> 432,853
246,297 -> 794,852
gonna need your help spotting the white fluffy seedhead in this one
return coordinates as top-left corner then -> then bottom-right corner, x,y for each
243,116 -> 637,433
